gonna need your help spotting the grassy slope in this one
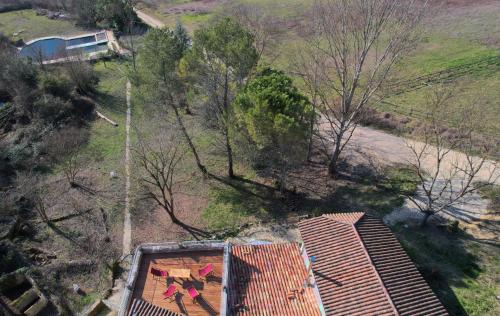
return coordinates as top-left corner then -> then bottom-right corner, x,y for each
0,9 -> 90,41
0,9 -> 127,311
89,60 -> 128,168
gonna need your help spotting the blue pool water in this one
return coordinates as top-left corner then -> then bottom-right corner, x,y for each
20,34 -> 107,61
67,35 -> 96,47
20,38 -> 66,60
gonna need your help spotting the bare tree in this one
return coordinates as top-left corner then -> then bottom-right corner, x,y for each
46,127 -> 89,187
134,128 -> 209,239
291,44 -> 322,161
405,88 -> 499,226
230,3 -> 281,62
135,134 -> 183,224
308,0 -> 427,176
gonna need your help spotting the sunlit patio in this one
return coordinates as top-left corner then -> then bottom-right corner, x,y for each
130,249 -> 224,316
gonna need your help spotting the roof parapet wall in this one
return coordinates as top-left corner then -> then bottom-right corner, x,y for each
118,240 -> 225,316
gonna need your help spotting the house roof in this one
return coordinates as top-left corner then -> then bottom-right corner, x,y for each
128,298 -> 181,316
298,213 -> 448,316
227,243 -> 322,316
356,215 -> 448,315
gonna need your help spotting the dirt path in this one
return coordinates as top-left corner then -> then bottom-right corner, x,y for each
334,124 -> 498,184
134,8 -> 165,28
319,121 -> 498,239
122,81 -> 132,256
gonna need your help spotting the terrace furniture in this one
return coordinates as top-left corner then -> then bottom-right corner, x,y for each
169,268 -> 191,282
162,284 -> 178,302
198,263 -> 214,281
150,267 -> 168,281
187,286 -> 200,304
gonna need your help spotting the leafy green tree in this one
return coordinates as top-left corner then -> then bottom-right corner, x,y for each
139,28 -> 207,175
234,68 -> 313,193
188,17 -> 258,178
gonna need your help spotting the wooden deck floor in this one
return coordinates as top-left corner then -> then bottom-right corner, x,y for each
131,250 -> 224,316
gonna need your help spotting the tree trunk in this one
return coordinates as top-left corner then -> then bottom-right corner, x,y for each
223,69 -> 234,178
225,129 -> 235,178
168,210 -> 181,225
420,211 -> 433,227
280,160 -> 287,194
307,98 -> 317,162
170,102 -> 207,175
328,139 -> 342,177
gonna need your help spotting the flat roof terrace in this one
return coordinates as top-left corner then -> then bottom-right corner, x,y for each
121,242 -> 227,316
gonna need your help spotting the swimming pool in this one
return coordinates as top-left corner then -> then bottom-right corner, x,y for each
19,32 -> 108,61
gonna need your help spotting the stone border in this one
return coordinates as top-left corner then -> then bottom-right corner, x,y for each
23,31 -> 106,46
117,240 -> 227,316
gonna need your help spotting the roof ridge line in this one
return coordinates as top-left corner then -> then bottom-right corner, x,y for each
321,211 -> 365,224
350,222 -> 400,316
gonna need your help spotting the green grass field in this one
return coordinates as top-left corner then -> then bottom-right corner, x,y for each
87,60 -> 128,169
0,9 -> 91,41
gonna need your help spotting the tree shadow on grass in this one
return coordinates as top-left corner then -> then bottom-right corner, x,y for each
205,173 -> 291,228
95,90 -> 126,116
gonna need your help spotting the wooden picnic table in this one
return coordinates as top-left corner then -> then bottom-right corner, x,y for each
169,268 -> 191,279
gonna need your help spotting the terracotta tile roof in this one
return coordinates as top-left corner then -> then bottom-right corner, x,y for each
356,216 -> 448,316
323,212 -> 365,224
128,298 -> 181,316
298,213 -> 448,316
228,243 -> 322,316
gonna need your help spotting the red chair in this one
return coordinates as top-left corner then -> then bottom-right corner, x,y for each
163,284 -> 178,302
150,267 -> 168,281
187,286 -> 200,304
198,263 -> 214,281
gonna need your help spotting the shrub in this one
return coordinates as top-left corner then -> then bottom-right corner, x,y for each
38,72 -> 73,99
34,94 -> 72,121
64,60 -> 99,95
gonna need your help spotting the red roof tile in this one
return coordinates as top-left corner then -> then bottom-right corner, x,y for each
298,213 -> 448,316
228,243 -> 322,316
356,216 -> 448,316
323,212 -> 365,224
128,298 -> 181,316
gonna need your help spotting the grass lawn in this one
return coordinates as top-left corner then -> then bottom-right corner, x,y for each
87,60 -> 128,170
0,9 -> 91,42
394,225 -> 500,316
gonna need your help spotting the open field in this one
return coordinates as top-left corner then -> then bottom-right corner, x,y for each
0,9 -> 92,42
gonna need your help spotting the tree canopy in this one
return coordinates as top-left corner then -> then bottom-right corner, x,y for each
187,17 -> 259,177
235,68 -> 312,148
234,68 -> 312,191
139,27 -> 185,88
190,17 -> 258,81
